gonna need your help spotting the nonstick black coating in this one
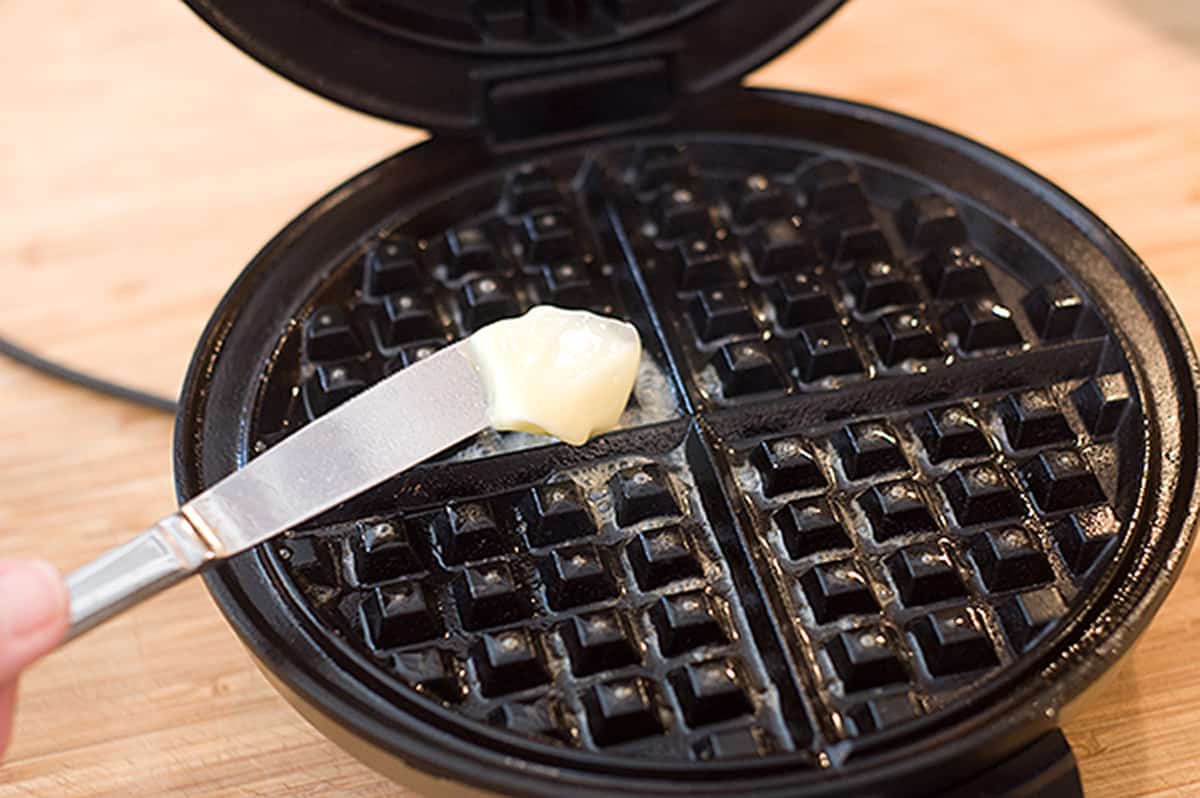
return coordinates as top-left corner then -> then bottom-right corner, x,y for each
175,89 -> 1199,796
183,0 -> 847,135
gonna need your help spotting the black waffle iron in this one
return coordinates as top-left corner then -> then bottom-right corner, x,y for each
174,2 -> 1199,796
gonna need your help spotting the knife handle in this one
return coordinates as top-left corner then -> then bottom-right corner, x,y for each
63,512 -> 215,643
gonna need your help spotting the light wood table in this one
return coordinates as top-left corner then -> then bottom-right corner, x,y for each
2,1 -> 1198,795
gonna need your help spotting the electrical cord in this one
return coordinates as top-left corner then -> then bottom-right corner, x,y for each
0,334 -> 177,414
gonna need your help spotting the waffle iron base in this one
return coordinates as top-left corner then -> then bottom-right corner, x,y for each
175,90 -> 1198,797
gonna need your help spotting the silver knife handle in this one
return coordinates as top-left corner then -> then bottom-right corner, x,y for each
64,513 -> 216,643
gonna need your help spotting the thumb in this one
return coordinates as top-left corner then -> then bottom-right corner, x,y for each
0,560 -> 69,683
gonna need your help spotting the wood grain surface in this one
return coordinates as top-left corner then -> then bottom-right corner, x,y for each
2,1 -> 1199,795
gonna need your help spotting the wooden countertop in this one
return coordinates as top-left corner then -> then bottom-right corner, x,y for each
2,1 -> 1199,795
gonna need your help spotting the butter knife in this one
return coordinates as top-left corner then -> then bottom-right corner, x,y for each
63,341 -> 490,642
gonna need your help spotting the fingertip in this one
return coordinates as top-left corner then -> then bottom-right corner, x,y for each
30,559 -> 70,642
0,560 -> 69,682
32,559 -> 70,621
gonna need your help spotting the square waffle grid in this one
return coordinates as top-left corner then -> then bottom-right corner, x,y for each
716,385 -> 1125,740
254,156 -> 682,459
604,142 -> 1115,410
284,429 -> 803,759
331,0 -> 718,50
256,140 -> 1139,763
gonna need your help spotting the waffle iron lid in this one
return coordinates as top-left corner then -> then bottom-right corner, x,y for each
182,0 -> 848,138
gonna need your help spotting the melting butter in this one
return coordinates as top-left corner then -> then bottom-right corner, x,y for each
464,306 -> 642,446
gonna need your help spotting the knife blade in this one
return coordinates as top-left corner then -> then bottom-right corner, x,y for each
63,341 -> 490,642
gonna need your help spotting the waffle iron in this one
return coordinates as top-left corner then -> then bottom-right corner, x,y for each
173,2 -> 1200,795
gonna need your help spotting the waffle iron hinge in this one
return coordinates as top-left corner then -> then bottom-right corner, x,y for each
481,50 -> 679,152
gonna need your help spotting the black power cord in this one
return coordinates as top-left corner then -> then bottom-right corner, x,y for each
0,334 -> 177,414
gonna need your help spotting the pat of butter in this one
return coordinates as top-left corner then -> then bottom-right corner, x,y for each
464,306 -> 642,446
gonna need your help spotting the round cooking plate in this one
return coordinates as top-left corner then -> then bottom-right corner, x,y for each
176,91 -> 1198,796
